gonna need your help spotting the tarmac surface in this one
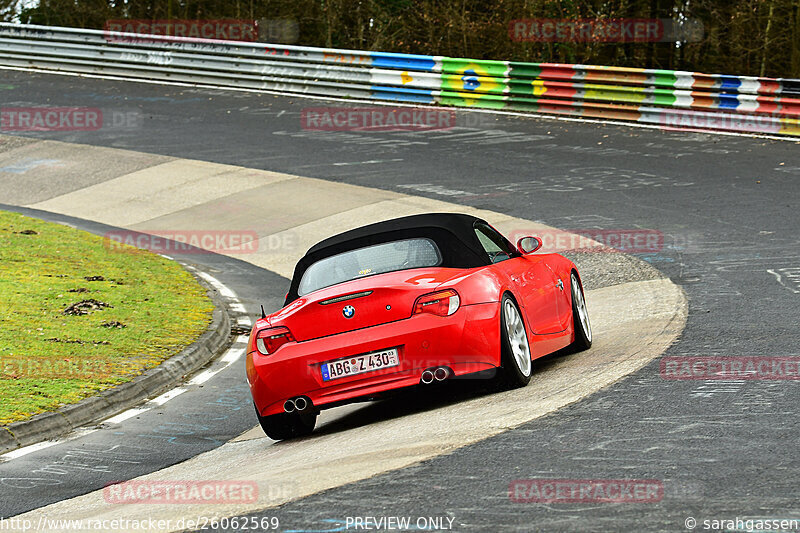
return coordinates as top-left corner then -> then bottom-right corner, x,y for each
0,69 -> 798,532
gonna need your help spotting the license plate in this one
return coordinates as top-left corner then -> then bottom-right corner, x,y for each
321,348 -> 399,381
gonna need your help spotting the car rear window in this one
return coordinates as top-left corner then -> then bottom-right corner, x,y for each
298,238 -> 442,296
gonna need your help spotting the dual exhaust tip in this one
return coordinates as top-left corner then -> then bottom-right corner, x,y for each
421,367 -> 450,385
284,396 -> 310,413
285,369 -> 451,411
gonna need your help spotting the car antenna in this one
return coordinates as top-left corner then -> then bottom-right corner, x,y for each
260,305 -> 266,319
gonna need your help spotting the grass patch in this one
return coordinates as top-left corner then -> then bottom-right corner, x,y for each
0,210 -> 214,425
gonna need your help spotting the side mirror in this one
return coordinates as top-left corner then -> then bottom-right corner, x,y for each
517,236 -> 542,254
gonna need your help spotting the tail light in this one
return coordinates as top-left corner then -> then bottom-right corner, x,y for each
255,326 -> 295,355
413,289 -> 460,317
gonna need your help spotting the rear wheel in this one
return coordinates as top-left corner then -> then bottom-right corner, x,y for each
498,294 -> 533,389
254,404 -> 317,441
569,272 -> 592,352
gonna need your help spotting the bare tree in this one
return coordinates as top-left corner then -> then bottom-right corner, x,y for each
13,0 -> 799,76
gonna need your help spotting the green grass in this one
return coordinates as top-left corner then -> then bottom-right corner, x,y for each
0,210 -> 214,425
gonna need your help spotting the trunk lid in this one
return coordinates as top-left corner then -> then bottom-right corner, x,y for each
269,267 -> 460,341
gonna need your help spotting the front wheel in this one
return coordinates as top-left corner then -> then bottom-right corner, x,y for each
254,404 -> 317,441
568,272 -> 592,352
498,294 -> 533,389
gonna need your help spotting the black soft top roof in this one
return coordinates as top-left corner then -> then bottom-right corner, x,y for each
285,213 -> 495,304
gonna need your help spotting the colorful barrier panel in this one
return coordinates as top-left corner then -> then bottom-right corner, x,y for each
0,22 -> 798,136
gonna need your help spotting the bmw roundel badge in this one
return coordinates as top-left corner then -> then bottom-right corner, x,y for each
342,305 -> 355,318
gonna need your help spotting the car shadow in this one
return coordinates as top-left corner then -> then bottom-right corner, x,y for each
309,353 -> 571,439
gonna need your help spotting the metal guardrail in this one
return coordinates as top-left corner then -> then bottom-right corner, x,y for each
1,22 -> 799,136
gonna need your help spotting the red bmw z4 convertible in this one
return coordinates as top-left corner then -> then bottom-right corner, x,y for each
246,213 -> 592,440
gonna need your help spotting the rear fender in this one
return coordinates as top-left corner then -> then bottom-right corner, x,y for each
539,253 -> 576,279
443,267 -> 507,306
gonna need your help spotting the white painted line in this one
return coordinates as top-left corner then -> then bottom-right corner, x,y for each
236,335 -> 249,344
237,316 -> 252,327
222,347 -> 244,363
196,271 -> 237,299
187,369 -> 216,386
149,387 -> 188,406
1,440 -> 59,460
72,427 -> 100,439
332,159 -> 404,166
0,426 -> 101,462
105,407 -> 150,425
0,65 -> 796,143
188,347 -> 246,385
229,302 -> 247,313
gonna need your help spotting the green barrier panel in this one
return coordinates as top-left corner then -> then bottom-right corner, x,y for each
440,58 -> 509,97
437,90 -> 508,109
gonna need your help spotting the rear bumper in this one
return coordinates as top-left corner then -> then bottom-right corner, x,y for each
247,302 -> 501,417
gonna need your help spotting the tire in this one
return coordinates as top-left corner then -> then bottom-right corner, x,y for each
497,293 -> 533,389
568,272 -> 592,352
254,404 -> 317,441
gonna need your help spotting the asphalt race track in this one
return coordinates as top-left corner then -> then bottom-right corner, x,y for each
0,139 -> 685,529
1,68 -> 799,532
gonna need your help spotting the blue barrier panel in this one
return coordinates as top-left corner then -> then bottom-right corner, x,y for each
371,52 -> 436,72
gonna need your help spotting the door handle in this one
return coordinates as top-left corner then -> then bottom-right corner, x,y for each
556,279 -> 564,291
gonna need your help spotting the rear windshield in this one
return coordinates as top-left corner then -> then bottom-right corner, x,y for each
298,238 -> 442,296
